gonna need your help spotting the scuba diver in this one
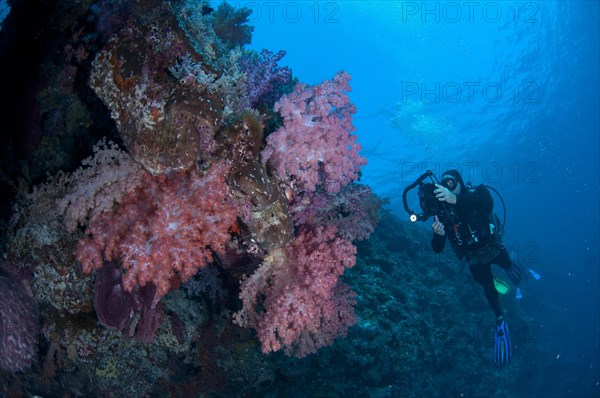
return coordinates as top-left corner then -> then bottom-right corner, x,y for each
429,170 -> 521,366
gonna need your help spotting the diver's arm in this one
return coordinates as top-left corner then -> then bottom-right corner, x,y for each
431,215 -> 446,253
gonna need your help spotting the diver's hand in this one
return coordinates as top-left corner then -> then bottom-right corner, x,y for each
435,184 -> 457,204
432,215 -> 445,236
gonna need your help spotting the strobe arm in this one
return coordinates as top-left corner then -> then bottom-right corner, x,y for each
402,170 -> 434,222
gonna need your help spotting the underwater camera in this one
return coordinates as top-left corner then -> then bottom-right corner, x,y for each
402,170 -> 446,223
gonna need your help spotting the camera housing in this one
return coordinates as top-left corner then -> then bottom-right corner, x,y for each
402,170 -> 448,223
417,182 -> 442,222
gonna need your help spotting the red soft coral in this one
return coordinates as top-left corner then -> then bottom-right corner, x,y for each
76,161 -> 237,304
261,71 -> 367,194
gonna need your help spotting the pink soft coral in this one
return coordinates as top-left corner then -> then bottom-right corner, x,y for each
261,71 -> 367,194
234,225 -> 358,357
76,161 -> 237,304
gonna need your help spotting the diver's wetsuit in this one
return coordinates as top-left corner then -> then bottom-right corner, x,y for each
431,184 -> 519,318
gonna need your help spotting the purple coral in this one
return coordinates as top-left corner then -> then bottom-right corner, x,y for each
240,49 -> 292,108
93,261 -> 134,331
93,262 -> 165,342
135,284 -> 165,343
291,184 -> 382,242
0,266 -> 38,372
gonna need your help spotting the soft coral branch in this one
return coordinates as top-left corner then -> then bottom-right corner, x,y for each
234,225 -> 358,357
76,161 -> 237,303
261,71 -> 367,194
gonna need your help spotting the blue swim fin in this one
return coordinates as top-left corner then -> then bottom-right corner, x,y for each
528,269 -> 541,280
495,320 -> 512,367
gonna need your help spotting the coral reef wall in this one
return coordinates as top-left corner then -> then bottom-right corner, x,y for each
0,0 -> 382,396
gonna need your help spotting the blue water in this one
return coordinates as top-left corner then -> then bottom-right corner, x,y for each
246,0 -> 599,395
